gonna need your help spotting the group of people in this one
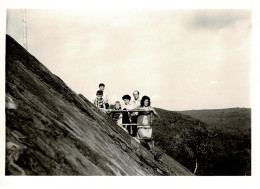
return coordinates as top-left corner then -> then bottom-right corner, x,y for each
93,83 -> 158,153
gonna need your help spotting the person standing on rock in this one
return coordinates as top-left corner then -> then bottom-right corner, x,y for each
93,90 -> 107,113
121,94 -> 134,135
132,90 -> 141,109
130,90 -> 141,138
99,83 -> 109,109
109,101 -> 123,126
136,95 -> 158,154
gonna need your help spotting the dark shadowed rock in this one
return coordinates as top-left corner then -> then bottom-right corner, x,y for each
5,34 -> 193,176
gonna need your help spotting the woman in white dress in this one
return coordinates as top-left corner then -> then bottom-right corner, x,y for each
136,96 -> 158,153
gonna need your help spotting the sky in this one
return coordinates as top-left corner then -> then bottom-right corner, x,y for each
6,9 -> 251,111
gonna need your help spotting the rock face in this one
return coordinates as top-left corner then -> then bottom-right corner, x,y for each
5,35 -> 193,176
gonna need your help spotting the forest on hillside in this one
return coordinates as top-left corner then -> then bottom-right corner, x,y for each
179,108 -> 251,135
152,108 -> 251,175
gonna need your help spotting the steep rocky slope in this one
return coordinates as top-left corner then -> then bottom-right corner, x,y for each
5,35 -> 193,176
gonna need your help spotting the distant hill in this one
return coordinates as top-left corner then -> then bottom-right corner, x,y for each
5,34 -> 193,176
179,108 -> 251,134
177,108 -> 251,175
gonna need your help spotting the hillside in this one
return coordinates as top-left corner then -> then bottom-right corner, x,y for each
179,108 -> 251,134
152,108 -> 215,175
157,108 -> 251,175
5,34 -> 193,176
179,108 -> 251,175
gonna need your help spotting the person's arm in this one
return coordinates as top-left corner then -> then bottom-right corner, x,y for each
150,107 -> 158,117
107,109 -> 112,115
104,93 -> 108,104
130,106 -> 138,116
93,98 -> 97,107
100,101 -> 108,113
102,101 -> 106,109
131,112 -> 138,116
130,104 -> 139,116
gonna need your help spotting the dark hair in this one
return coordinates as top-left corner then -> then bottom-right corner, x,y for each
140,95 -> 150,107
96,90 -> 103,95
99,83 -> 105,87
122,95 -> 131,100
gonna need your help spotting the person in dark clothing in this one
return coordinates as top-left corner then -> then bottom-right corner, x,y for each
121,94 -> 134,135
93,90 -> 105,109
109,101 -> 122,125
99,83 -> 109,109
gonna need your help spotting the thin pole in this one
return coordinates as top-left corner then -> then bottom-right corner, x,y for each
22,9 -> 27,50
194,159 -> 198,174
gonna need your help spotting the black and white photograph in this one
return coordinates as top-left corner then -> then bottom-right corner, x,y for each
1,0 -> 260,188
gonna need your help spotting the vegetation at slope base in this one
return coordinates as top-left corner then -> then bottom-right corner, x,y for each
151,107 -> 250,175
179,108 -> 251,175
152,108 -> 215,175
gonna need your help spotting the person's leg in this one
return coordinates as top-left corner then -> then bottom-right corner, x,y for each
146,139 -> 154,153
140,139 -> 149,149
117,117 -> 122,125
131,116 -> 138,137
132,125 -> 137,136
127,125 -> 132,135
122,111 -> 130,123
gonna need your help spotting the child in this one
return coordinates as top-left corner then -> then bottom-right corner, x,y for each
109,101 -> 123,125
93,90 -> 106,112
98,83 -> 109,109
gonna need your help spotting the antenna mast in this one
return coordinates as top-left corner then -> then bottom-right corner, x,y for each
22,9 -> 27,50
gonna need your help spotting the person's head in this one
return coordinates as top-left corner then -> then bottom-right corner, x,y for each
122,95 -> 131,105
133,90 -> 140,100
96,90 -> 103,100
140,96 -> 151,107
99,83 -> 105,91
114,101 -> 121,110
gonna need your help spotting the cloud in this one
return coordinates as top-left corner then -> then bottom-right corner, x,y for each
187,10 -> 251,31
